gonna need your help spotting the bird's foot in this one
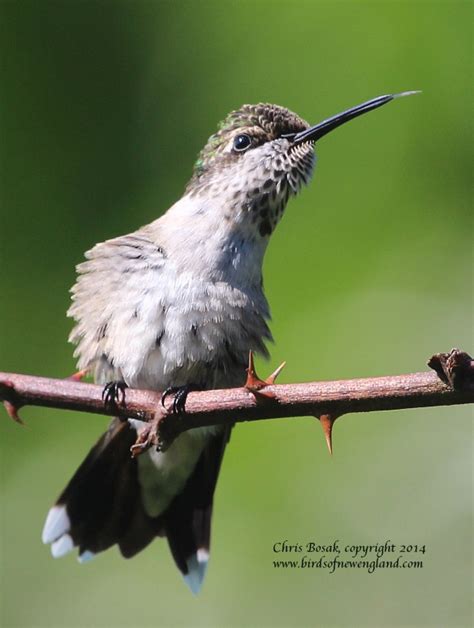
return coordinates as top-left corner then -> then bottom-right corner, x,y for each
161,384 -> 196,415
130,415 -> 161,457
244,351 -> 286,398
102,381 -> 128,413
131,384 -> 198,457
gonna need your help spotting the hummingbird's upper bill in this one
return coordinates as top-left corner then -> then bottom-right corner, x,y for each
289,90 -> 421,145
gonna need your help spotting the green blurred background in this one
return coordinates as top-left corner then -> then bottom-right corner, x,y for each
1,1 -> 472,627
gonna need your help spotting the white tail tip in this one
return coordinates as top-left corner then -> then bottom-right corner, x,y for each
78,550 -> 96,564
42,505 -> 70,544
51,534 -> 74,558
183,550 -> 209,595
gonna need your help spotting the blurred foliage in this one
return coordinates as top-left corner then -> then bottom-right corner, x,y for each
0,1 -> 472,627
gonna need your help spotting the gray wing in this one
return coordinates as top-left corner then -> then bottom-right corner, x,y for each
68,231 -> 167,384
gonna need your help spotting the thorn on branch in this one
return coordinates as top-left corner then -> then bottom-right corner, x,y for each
67,368 -> 89,382
244,351 -> 286,399
1,380 -> 25,425
428,349 -> 474,391
315,413 -> 339,455
3,400 -> 25,425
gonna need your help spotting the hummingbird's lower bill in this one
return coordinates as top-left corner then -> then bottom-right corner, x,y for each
42,91 -> 419,593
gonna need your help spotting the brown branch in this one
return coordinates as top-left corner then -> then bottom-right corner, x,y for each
1,349 -> 473,454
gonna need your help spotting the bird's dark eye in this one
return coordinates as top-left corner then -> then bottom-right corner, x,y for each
233,134 -> 251,152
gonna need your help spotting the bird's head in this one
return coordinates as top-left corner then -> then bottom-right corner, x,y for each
186,92 -> 419,238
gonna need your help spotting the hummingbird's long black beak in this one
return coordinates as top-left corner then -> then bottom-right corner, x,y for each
291,91 -> 420,145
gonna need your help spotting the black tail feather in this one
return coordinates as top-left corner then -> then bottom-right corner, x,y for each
164,426 -> 232,576
53,419 -> 163,557
43,419 -> 231,592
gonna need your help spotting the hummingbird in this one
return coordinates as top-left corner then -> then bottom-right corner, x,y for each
41,91 -> 418,593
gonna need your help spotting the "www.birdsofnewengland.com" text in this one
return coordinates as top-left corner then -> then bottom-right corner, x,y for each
272,540 -> 425,573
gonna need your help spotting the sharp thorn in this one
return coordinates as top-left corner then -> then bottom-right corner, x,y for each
245,351 -> 266,391
245,351 -> 286,394
3,400 -> 25,425
67,369 -> 89,382
265,360 -> 286,385
317,414 -> 339,455
248,350 -> 255,375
